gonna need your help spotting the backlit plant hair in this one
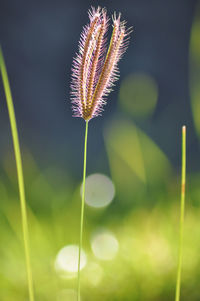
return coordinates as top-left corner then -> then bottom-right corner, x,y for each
70,7 -> 131,300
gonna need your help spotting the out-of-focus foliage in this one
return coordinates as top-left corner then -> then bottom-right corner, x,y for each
104,120 -> 172,205
0,135 -> 200,301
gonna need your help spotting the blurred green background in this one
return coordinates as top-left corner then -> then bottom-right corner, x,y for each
1,0 -> 200,300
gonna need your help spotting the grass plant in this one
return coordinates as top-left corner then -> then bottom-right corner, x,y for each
70,7 -> 131,300
175,126 -> 186,301
0,47 -> 35,301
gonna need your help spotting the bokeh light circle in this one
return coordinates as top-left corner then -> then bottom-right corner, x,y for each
81,173 -> 115,208
119,72 -> 158,118
91,230 -> 119,260
54,245 -> 87,277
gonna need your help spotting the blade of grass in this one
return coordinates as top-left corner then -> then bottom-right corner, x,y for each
175,125 -> 186,301
77,120 -> 88,301
0,47 -> 35,301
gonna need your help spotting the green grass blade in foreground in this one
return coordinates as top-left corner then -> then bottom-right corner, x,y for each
0,47 -> 35,301
77,120 -> 88,301
175,125 -> 186,301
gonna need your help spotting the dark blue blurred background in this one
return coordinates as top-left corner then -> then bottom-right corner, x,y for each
0,0 -> 200,178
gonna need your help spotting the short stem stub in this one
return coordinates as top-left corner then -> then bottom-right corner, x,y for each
175,125 -> 186,301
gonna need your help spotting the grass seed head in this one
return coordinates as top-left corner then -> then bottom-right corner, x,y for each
71,6 -> 132,121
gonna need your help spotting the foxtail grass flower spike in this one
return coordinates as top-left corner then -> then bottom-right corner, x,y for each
71,6 -> 132,121
71,7 -> 131,301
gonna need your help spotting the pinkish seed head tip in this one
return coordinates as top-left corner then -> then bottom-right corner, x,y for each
70,6 -> 132,121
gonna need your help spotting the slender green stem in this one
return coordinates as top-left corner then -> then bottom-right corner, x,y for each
0,47 -> 35,301
77,120 -> 89,301
175,125 -> 186,301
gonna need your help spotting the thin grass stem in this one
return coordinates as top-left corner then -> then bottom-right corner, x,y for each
77,120 -> 89,301
0,47 -> 35,301
175,125 -> 186,301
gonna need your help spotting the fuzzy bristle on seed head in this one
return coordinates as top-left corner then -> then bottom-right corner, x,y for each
71,6 -> 132,121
